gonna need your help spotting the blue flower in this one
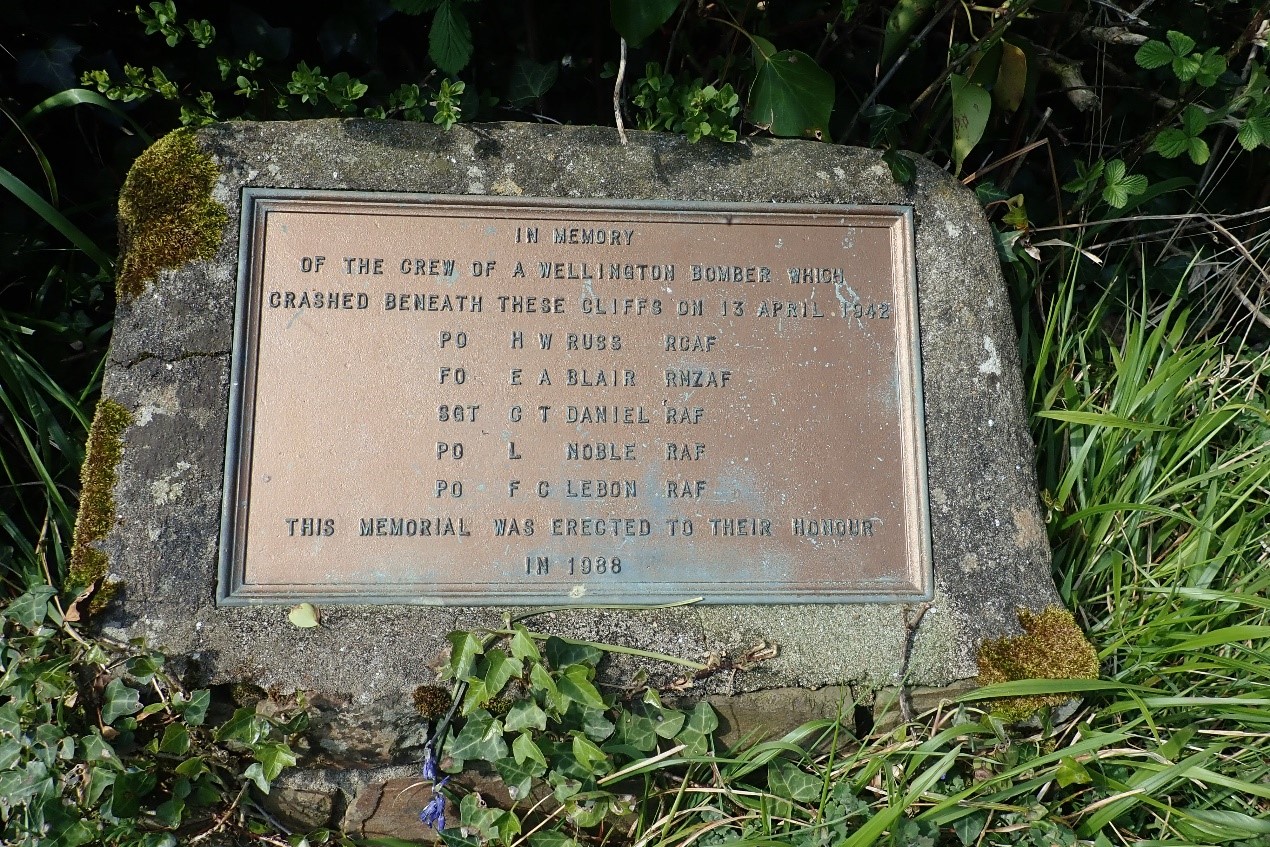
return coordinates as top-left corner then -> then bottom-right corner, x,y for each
419,776 -> 449,831
421,746 -> 439,781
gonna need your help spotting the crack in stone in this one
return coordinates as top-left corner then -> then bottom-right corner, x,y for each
114,349 -> 230,369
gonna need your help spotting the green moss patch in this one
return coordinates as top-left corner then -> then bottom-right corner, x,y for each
69,398 -> 133,599
116,129 -> 227,300
977,606 -> 1099,723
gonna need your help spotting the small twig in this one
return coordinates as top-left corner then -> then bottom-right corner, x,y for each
898,603 -> 932,722
960,137 -> 1049,185
1085,26 -> 1148,46
1039,56 -> 1100,112
615,37 -> 629,145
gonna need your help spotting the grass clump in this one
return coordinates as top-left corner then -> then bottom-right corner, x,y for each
115,128 -> 227,300
976,606 -> 1099,722
67,398 -> 132,601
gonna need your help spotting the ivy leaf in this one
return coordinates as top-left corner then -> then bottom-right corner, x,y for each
495,755 -> 541,801
448,710 -> 508,765
557,664 -> 606,710
429,0 -> 473,76
530,662 -> 565,714
610,0 -> 680,46
175,689 -> 210,727
571,733 -> 609,774
952,810 -> 990,846
507,57 -> 559,105
767,760 -> 822,802
580,706 -> 615,742
544,636 -> 602,669
528,832 -> 582,847
447,631 -> 485,680
460,676 -> 490,713
653,707 -> 686,739
617,709 -> 658,751
510,624 -> 541,662
673,700 -> 718,756
158,723 -> 191,755
110,769 -> 156,818
1134,39 -> 1175,70
101,679 -> 142,725
882,149 -> 917,186
505,699 -> 547,732
512,731 -> 548,768
4,584 -> 56,629
748,40 -> 834,139
483,649 -> 522,697
253,740 -> 297,782
950,74 -> 991,176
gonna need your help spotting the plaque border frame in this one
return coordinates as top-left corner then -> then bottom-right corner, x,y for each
217,188 -> 932,606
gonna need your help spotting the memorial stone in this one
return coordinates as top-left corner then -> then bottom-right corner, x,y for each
76,120 -> 1060,834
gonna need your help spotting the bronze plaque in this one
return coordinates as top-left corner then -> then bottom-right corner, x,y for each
218,190 -> 930,604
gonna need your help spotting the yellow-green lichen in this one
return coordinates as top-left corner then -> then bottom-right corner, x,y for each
68,398 -> 133,602
116,128 -> 227,300
976,606 -> 1099,723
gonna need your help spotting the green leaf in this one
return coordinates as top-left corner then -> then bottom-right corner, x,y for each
1237,115 -> 1270,150
428,0 -> 473,75
1152,127 -> 1190,159
993,42 -> 1027,112
545,636 -> 603,669
483,649 -> 521,696
509,625 -> 540,662
505,698 -> 547,732
215,707 -> 269,745
528,832 -> 582,847
1182,104 -> 1209,136
749,47 -> 834,139
654,707 -> 686,738
447,631 -> 485,680
767,760 -> 821,802
287,602 -> 320,628
458,792 -> 503,839
3,584 -> 56,629
448,710 -> 508,765
513,731 -> 548,767
1174,53 -> 1202,82
493,756 -> 537,801
673,700 -> 718,755
508,57 -> 559,105
1056,756 -> 1092,787
1186,135 -> 1210,165
1194,50 -> 1227,87
953,810 -> 989,846
176,689 -> 211,726
110,769 -> 156,818
1135,39 -> 1175,69
158,723 -> 191,755
101,678 -> 143,725
571,733 -> 609,774
242,761 -> 270,793
617,709 -> 658,751
254,741 -> 298,781
557,664 -> 606,710
530,662 -> 565,714
610,0 -> 680,46
1165,30 -> 1196,57
949,74 -> 991,176
882,0 -> 938,67
581,707 -> 616,742
882,149 -> 917,186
